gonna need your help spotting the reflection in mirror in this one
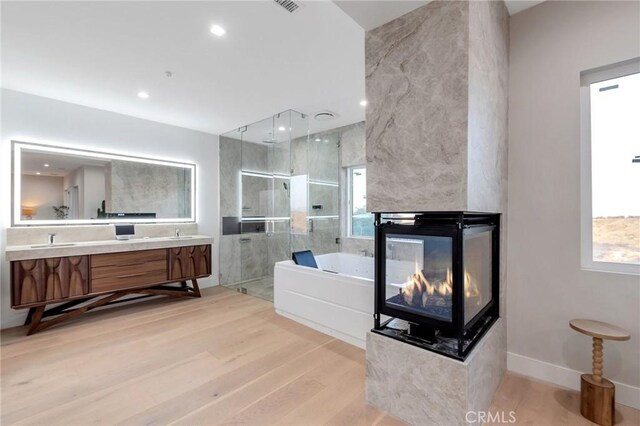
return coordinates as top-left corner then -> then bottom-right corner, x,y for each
14,142 -> 195,225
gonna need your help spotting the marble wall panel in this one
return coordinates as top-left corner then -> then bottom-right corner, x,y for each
341,121 -> 366,167
240,233 -> 268,281
219,234 -> 241,285
291,136 -> 308,176
365,1 -> 470,213
266,231 -> 291,276
309,131 -> 340,184
241,175 -> 269,218
341,237 -> 375,256
242,142 -> 268,173
109,160 -> 191,218
308,217 -> 340,255
219,136 -> 242,218
309,184 -> 339,217
467,0 -> 509,214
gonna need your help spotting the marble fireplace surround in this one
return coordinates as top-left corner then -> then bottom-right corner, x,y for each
366,319 -> 506,426
364,0 -> 509,424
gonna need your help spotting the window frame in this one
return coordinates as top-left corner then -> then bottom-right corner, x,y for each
580,58 -> 640,275
343,165 -> 373,239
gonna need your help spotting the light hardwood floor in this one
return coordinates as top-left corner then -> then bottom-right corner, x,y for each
1,286 -> 638,425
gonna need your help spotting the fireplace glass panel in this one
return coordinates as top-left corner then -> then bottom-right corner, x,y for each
385,234 -> 453,322
463,230 -> 492,324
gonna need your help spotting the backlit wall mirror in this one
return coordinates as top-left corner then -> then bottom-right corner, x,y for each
12,141 -> 195,225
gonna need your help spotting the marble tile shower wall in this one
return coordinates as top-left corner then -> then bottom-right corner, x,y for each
219,137 -> 296,285
218,121 -> 372,286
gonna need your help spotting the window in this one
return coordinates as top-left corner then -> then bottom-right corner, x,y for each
581,59 -> 640,274
346,166 -> 374,237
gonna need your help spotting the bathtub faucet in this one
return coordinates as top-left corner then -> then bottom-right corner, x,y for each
361,249 -> 373,257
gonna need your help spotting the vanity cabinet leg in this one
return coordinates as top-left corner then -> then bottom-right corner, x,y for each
24,307 -> 36,326
27,306 -> 45,336
191,279 -> 201,298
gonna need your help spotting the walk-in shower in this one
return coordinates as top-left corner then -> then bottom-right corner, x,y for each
219,110 -> 341,301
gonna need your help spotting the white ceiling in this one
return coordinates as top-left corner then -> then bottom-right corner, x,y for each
1,1 -> 365,136
1,1 -> 545,138
21,150 -> 109,177
334,0 -> 546,31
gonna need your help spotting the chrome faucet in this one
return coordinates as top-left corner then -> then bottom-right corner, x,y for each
361,249 -> 372,257
175,228 -> 181,238
47,233 -> 56,245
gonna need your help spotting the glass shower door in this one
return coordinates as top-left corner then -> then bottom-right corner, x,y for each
238,112 -> 296,301
264,113 -> 292,298
307,129 -> 341,255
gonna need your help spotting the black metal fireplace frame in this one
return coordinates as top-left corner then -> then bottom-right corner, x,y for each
373,212 -> 500,360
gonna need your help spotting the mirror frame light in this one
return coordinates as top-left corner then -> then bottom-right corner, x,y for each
12,141 -> 196,226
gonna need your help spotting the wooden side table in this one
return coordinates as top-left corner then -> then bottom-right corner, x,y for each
570,319 -> 630,426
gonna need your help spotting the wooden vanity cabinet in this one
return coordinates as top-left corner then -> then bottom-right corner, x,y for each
168,245 -> 211,281
10,244 -> 212,334
91,249 -> 167,293
12,256 -> 90,308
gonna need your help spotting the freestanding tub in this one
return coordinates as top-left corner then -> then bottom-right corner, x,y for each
274,252 -> 376,348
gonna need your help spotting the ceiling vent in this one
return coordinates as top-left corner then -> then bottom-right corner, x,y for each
314,111 -> 336,121
274,0 -> 301,14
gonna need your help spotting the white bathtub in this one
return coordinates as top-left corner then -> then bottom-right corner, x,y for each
274,252 -> 377,348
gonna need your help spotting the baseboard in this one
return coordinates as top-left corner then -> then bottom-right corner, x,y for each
507,351 -> 640,409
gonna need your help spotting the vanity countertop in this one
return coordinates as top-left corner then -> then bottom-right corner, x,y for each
5,235 -> 214,262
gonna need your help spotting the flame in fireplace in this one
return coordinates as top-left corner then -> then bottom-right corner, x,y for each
401,264 -> 481,308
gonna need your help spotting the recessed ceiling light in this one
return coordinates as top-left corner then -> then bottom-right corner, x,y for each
210,24 -> 226,37
137,91 -> 149,99
43,163 -> 50,167
278,126 -> 286,131
36,172 -> 41,175
315,138 -> 321,142
360,100 -> 367,107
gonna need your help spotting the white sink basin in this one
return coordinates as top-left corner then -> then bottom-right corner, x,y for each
30,243 -> 77,248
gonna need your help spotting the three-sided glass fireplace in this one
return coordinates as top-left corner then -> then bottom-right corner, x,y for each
373,212 -> 500,360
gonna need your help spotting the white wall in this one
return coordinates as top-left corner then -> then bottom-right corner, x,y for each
0,89 -> 219,328
508,0 -> 640,406
82,166 -> 106,219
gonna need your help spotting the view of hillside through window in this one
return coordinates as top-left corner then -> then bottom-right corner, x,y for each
590,71 -> 640,265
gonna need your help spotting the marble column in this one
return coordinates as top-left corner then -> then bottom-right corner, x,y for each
365,0 -> 508,215
364,2 -> 510,424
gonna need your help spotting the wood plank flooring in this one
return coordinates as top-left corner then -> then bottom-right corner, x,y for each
1,286 -> 638,425
488,373 -> 640,426
1,287 -> 402,425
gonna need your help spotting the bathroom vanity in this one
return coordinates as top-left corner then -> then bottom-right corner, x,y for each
6,236 -> 212,335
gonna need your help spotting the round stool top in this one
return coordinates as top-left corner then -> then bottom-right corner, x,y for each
570,319 -> 630,341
